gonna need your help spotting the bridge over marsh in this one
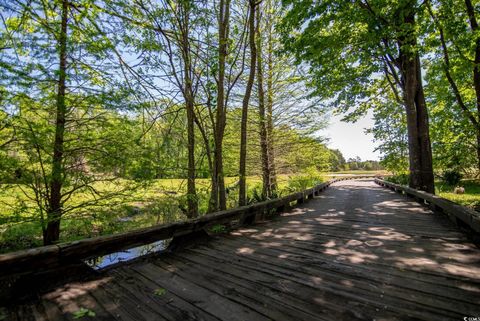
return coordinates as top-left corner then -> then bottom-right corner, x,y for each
2,179 -> 480,320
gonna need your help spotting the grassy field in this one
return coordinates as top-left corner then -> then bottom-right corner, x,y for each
437,179 -> 480,209
0,171 -> 327,253
384,174 -> 480,209
4,170 -> 477,254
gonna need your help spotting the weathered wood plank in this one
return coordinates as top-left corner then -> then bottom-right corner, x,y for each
151,257 -> 322,321
5,179 -> 480,321
1,178 -> 357,279
131,261 -> 271,321
109,266 -> 219,321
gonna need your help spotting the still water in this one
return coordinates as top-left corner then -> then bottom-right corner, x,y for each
84,239 -> 171,270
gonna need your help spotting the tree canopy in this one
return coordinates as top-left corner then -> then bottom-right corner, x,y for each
1,0 -> 478,249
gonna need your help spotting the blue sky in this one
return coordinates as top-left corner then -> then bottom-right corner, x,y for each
319,111 -> 381,161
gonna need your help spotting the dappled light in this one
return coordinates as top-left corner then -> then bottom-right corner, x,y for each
1,0 -> 480,318
3,179 -> 480,320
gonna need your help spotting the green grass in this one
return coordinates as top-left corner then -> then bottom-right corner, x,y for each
0,172 -> 325,253
437,179 -> 480,209
385,174 -> 480,209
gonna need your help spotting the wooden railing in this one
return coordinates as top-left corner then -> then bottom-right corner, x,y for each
375,178 -> 480,234
0,176 -> 376,278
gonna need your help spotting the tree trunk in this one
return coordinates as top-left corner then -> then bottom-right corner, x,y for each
266,3 -> 277,194
186,101 -> 198,218
215,0 -> 230,211
193,113 -> 217,213
477,133 -> 480,173
44,0 -> 69,245
181,3 -> 198,218
239,0 -> 257,206
256,6 -> 271,199
209,167 -> 219,212
398,11 -> 435,194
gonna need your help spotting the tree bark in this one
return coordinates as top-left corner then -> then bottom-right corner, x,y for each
180,3 -> 198,218
265,1 -> 277,194
186,100 -> 197,218
239,0 -> 257,206
256,6 -> 271,199
214,0 -> 230,211
44,0 -> 69,245
477,133 -> 480,173
398,10 -> 435,194
193,113 -> 216,213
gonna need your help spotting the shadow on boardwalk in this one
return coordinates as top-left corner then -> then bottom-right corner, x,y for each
3,179 -> 480,320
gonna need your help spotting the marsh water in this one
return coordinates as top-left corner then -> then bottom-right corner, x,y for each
84,239 -> 170,270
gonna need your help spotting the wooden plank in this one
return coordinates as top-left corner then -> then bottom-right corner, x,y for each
30,301 -> 48,321
0,179 -> 345,278
168,253 -> 351,320
212,237 -> 480,306
171,248 -> 396,321
41,286 -> 101,321
93,276 -> 170,321
150,257 -> 323,321
131,261 -> 271,321
108,266 -> 219,321
192,241 -> 476,319
375,179 -> 480,233
220,233 -> 480,291
39,299 -> 68,321
192,242 -> 474,305
240,220 -> 476,254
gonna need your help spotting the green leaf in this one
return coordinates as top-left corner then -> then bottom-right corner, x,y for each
210,224 -> 226,234
154,288 -> 167,296
72,308 -> 96,319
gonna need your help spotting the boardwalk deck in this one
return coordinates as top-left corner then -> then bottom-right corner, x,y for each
3,179 -> 480,320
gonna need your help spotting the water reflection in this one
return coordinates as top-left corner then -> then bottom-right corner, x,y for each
84,239 -> 171,270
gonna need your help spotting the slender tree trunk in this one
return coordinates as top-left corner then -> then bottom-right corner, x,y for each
44,0 -> 68,245
239,0 -> 257,206
256,7 -> 271,199
398,11 -> 435,194
477,101 -> 480,174
215,0 -> 230,211
186,100 -> 197,218
181,4 -> 198,218
193,114 -> 217,213
209,166 -> 219,211
265,2 -> 277,194
477,134 -> 480,173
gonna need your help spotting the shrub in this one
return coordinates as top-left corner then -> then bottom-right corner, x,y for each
286,172 -> 324,192
443,169 -> 463,186
209,224 -> 227,234
386,173 -> 409,185
247,184 -> 266,204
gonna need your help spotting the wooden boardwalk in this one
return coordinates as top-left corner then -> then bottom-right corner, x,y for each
3,179 -> 480,320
